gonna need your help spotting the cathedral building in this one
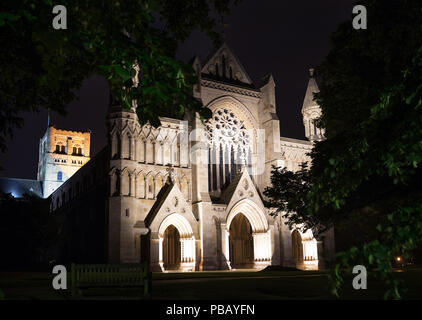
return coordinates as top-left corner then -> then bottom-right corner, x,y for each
37,126 -> 91,198
43,44 -> 334,271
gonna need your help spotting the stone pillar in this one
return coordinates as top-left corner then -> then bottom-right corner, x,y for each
149,237 -> 163,272
220,224 -> 231,270
252,230 -> 272,268
280,217 -> 294,267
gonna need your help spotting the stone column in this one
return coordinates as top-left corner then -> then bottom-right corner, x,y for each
220,224 -> 231,269
252,230 -> 272,269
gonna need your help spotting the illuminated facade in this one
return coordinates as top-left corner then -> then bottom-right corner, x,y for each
49,44 -> 335,271
37,126 -> 90,198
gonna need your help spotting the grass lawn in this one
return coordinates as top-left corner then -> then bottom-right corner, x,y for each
0,267 -> 421,300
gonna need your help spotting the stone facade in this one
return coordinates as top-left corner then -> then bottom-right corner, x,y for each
49,44 -> 335,271
38,126 -> 90,198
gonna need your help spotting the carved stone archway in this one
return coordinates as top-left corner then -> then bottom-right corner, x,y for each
158,213 -> 196,271
224,199 -> 271,269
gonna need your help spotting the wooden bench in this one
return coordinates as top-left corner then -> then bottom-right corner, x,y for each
70,262 -> 150,298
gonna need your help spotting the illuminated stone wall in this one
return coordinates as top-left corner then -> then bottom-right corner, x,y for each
38,126 -> 90,198
48,44 -> 333,271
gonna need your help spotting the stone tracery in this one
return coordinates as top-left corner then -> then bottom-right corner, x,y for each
205,108 -> 252,192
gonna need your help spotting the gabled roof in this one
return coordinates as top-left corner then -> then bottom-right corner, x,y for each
259,73 -> 275,88
144,178 -> 174,227
201,43 -> 254,87
302,68 -> 320,112
218,168 -> 265,210
144,176 -> 199,229
219,171 -> 244,204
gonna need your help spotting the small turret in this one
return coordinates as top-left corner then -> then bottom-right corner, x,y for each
301,68 -> 324,142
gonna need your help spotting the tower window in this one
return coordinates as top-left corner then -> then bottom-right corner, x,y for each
61,145 -> 66,153
57,171 -> 62,181
73,147 -> 76,155
78,147 -> 82,155
56,145 -> 60,152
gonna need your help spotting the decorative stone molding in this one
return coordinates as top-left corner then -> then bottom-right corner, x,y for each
201,79 -> 261,98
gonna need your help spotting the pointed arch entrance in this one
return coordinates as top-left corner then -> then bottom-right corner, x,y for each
229,213 -> 254,268
291,228 -> 319,270
163,225 -> 181,270
158,213 -> 196,271
225,199 -> 272,269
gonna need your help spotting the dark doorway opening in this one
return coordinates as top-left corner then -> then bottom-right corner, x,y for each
163,225 -> 181,270
229,213 -> 254,268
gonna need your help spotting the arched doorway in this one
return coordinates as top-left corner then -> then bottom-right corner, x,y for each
229,213 -> 254,268
292,230 -> 304,266
291,229 -> 319,270
158,213 -> 196,272
163,225 -> 181,270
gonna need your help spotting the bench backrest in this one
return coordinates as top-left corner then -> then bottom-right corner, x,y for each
71,263 -> 148,286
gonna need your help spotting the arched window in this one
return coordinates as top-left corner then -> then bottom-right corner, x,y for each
122,133 -> 132,159
224,144 -> 230,186
230,145 -> 236,180
137,174 -> 145,198
219,143 -> 224,188
146,139 -> 154,163
208,145 -> 212,191
78,147 -> 82,155
61,145 -> 66,153
205,108 -> 251,192
212,144 -> 217,190
56,145 -> 60,153
147,175 -> 154,199
57,171 -> 62,181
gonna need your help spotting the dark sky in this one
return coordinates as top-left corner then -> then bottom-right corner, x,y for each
0,0 -> 356,180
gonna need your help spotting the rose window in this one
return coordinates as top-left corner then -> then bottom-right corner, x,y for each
205,108 -> 250,145
205,108 -> 252,192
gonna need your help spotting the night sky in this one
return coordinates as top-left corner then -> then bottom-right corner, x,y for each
0,0 -> 356,180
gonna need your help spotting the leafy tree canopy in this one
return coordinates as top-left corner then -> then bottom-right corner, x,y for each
0,0 -> 239,152
264,0 -> 422,299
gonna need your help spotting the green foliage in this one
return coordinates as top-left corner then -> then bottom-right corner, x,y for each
264,0 -> 422,299
0,0 -> 240,153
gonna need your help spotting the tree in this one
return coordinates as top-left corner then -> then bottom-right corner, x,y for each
0,0 -> 239,153
264,0 -> 422,299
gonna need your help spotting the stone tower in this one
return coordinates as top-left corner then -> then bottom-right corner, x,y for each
302,68 -> 324,142
37,125 -> 90,198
